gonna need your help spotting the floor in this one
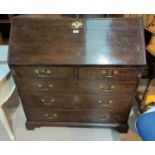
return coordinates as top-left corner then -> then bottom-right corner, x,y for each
120,112 -> 142,141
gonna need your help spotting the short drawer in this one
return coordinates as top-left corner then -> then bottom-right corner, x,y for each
11,66 -> 75,79
20,92 -> 133,111
78,67 -> 140,81
25,109 -> 129,124
15,79 -> 136,94
15,79 -> 75,93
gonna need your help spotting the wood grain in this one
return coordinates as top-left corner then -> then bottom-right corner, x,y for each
9,17 -> 146,65
9,15 -> 146,132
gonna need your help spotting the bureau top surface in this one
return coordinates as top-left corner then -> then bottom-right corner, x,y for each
9,16 -> 146,66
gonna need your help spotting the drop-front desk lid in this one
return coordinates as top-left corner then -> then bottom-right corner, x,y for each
9,16 -> 146,66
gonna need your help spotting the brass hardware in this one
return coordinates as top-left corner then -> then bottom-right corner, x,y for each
101,70 -> 118,78
101,70 -> 106,75
35,70 -> 39,74
98,100 -> 113,106
44,102 -> 53,106
41,99 -> 45,102
98,114 -> 110,121
49,84 -> 53,88
41,98 -> 55,106
98,100 -> 102,104
72,21 -> 83,29
46,70 -> 51,74
100,85 -> 115,92
38,83 -> 53,91
108,100 -> 113,104
35,69 -> 51,77
38,83 -> 42,88
44,113 -> 57,119
51,98 -> 55,102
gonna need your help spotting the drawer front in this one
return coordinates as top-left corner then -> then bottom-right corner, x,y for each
78,67 -> 140,81
25,109 -> 129,124
76,81 -> 136,94
15,79 -> 136,94
15,79 -> 75,93
74,94 -> 133,110
20,93 -> 77,108
20,92 -> 133,110
11,66 -> 75,79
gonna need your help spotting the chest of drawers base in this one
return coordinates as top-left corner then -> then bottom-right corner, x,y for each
25,121 -> 129,133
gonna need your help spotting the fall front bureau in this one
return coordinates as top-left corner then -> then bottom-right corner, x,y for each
8,15 -> 146,132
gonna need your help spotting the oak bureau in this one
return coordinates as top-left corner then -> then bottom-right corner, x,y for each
8,15 -> 146,132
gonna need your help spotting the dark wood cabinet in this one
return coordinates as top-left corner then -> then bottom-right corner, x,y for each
9,15 -> 146,132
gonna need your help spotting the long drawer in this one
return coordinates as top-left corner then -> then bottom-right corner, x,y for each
78,67 -> 140,81
15,79 -> 137,94
11,66 -> 75,79
25,109 -> 129,124
20,92 -> 133,110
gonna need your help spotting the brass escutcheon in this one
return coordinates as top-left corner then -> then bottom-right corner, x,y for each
72,21 -> 83,29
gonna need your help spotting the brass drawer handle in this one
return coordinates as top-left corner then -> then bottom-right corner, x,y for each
35,69 -> 51,77
98,114 -> 110,121
38,84 -> 53,91
72,21 -> 83,29
101,70 -> 118,78
44,113 -> 57,119
98,100 -> 113,106
100,85 -> 115,92
38,84 -> 43,88
49,84 -> 53,88
41,98 -> 55,106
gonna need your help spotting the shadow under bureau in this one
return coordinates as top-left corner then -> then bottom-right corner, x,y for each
8,15 -> 146,132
